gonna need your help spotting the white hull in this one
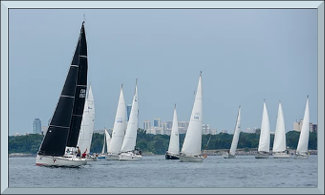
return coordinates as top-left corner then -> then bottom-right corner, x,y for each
272,153 -> 291,159
85,155 -> 98,161
295,153 -> 309,159
255,152 -> 269,159
179,154 -> 204,162
36,154 -> 87,167
119,152 -> 143,161
223,153 -> 236,159
106,153 -> 120,161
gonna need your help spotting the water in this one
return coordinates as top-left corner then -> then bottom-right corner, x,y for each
9,155 -> 317,188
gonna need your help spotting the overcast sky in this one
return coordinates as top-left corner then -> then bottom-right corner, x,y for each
8,9 -> 317,135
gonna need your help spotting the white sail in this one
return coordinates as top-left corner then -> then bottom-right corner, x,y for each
105,129 -> 111,153
181,73 -> 203,156
229,106 -> 241,156
87,85 -> 95,153
258,102 -> 270,152
296,96 -> 310,154
273,102 -> 287,152
77,85 -> 95,154
101,131 -> 106,154
108,85 -> 127,155
120,81 -> 139,152
167,105 -> 180,155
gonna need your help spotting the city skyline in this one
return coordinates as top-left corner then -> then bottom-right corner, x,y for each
8,9 -> 318,136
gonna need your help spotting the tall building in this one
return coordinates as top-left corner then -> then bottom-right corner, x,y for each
166,121 -> 173,129
293,119 -> 303,132
143,120 -> 151,130
33,118 -> 42,134
153,118 -> 161,127
310,123 -> 317,132
41,126 -> 48,135
126,104 -> 132,121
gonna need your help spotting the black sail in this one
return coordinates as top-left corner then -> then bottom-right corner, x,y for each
38,22 -> 87,156
66,23 -> 88,147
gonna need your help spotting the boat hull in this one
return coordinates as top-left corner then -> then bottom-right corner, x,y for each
119,152 -> 142,161
36,154 -> 87,167
223,153 -> 236,159
179,154 -> 204,162
294,153 -> 309,159
255,152 -> 269,159
85,155 -> 98,161
273,153 -> 291,159
165,152 -> 179,160
97,155 -> 106,160
105,153 -> 120,161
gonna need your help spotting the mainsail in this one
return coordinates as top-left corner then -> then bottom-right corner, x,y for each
273,102 -> 287,152
181,72 -> 203,156
229,106 -> 241,156
108,84 -> 127,154
120,80 -> 139,152
258,101 -> 270,153
296,96 -> 310,154
38,22 -> 88,156
167,105 -> 179,155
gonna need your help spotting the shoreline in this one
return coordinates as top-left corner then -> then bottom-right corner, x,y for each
8,150 -> 317,158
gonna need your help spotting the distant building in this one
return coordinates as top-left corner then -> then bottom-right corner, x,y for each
294,119 -> 317,132
202,124 -> 212,135
255,128 -> 261,134
293,119 -> 303,132
13,133 -> 20,137
221,130 -> 228,134
126,104 -> 132,121
310,123 -> 317,133
33,118 -> 42,134
166,121 -> 173,129
41,126 -> 48,135
161,122 -> 167,134
178,121 -> 189,131
143,120 -> 151,130
153,118 -> 161,127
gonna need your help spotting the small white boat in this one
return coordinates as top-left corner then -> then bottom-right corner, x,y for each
36,21 -> 88,168
224,106 -> 241,159
119,79 -> 142,161
295,96 -> 310,159
180,72 -> 204,162
255,100 -> 270,159
107,84 -> 127,161
272,101 -> 290,159
119,151 -> 143,161
165,104 -> 180,160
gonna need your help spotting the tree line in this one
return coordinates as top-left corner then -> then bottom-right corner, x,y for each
9,129 -> 317,155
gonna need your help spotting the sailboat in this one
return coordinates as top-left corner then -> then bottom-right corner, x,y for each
98,129 -> 110,159
180,72 -> 204,162
255,100 -> 270,159
224,106 -> 241,159
119,79 -> 142,161
77,84 -> 97,161
295,96 -> 310,159
36,21 -> 88,167
165,104 -> 180,160
106,84 -> 127,161
272,101 -> 290,159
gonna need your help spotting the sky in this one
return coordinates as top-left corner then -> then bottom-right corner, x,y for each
8,8 -> 318,135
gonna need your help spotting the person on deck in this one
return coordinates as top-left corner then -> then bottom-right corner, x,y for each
77,147 -> 81,158
82,149 -> 87,158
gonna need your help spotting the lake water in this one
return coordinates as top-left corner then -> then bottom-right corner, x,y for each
9,155 -> 317,188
